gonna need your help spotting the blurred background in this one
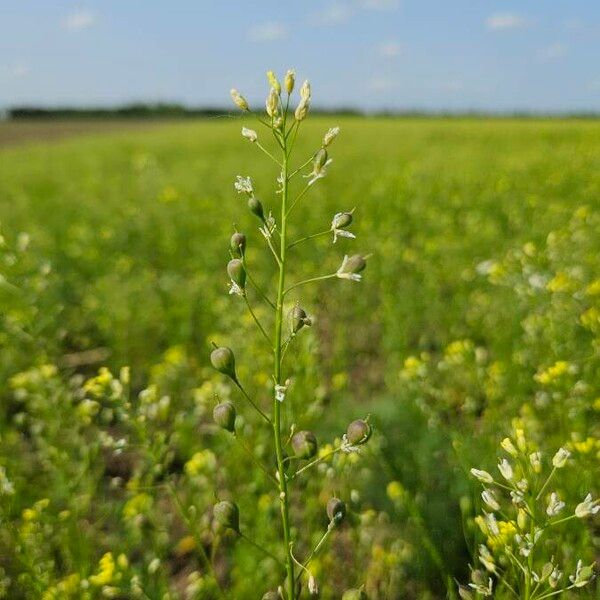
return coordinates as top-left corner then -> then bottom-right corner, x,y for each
0,2 -> 599,599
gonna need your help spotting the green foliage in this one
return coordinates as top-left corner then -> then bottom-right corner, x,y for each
0,114 -> 598,598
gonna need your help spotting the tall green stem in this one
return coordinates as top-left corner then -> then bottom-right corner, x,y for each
273,127 -> 295,599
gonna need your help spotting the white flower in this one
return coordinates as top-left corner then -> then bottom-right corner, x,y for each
481,490 -> 500,511
575,493 -> 600,518
478,545 -> 496,573
483,512 -> 499,536
234,175 -> 253,195
552,447 -> 570,468
322,126 -> 340,147
228,281 -> 244,296
305,158 -> 333,186
549,568 -> 563,588
241,127 -> 258,142
341,434 -> 361,454
497,458 -> 513,481
546,492 -> 565,516
510,490 -> 526,508
0,466 -> 15,496
470,468 -> 494,484
259,213 -> 276,239
308,574 -> 319,596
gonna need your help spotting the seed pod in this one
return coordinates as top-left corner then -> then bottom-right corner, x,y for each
213,500 -> 240,533
291,430 -> 318,460
314,148 -> 328,170
346,419 -> 372,445
326,497 -> 346,524
284,69 -> 295,94
230,232 -> 246,257
248,196 -> 265,221
213,401 -> 236,433
342,589 -> 367,600
291,305 -> 311,334
344,254 -> 367,274
210,346 -> 237,380
227,259 -> 246,289
332,211 -> 353,230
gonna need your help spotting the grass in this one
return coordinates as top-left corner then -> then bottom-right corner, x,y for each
0,117 -> 598,598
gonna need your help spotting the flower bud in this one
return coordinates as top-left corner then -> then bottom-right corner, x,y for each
248,196 -> 265,221
213,500 -> 239,533
323,126 -> 340,147
210,346 -> 237,380
213,401 -> 236,433
230,89 -> 249,111
552,447 -> 570,468
284,69 -> 295,94
241,127 -> 258,142
470,469 -> 494,484
230,232 -> 246,257
341,589 -> 367,600
291,305 -> 312,334
300,80 -> 311,102
266,88 -> 279,118
267,70 -> 281,94
326,497 -> 346,524
308,574 -> 319,597
346,419 -> 372,445
227,259 -> 246,290
291,430 -> 317,459
294,98 -> 309,122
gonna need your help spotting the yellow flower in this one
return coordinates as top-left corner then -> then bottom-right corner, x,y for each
585,279 -> 600,296
90,552 -> 115,586
534,361 -> 573,385
123,493 -> 152,520
487,521 -> 517,551
573,437 -> 596,454
184,450 -> 217,477
386,480 -> 405,502
546,272 -> 575,293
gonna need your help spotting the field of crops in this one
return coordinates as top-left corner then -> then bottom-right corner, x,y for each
0,116 -> 598,598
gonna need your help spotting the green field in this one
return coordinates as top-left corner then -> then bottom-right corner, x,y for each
1,118 -> 599,598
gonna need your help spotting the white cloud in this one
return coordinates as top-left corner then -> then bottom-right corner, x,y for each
485,13 -> 526,30
63,9 -> 97,31
378,41 -> 402,58
359,0 -> 400,10
248,22 -> 287,42
311,3 -> 353,26
539,43 -> 567,61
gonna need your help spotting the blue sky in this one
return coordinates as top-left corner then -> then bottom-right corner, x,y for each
1,1 -> 599,112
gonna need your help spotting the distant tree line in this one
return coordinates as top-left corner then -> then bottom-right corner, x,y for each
4,103 -> 599,120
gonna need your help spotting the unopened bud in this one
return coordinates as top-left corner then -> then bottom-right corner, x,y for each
284,69 -> 295,94
230,232 -> 246,257
323,126 -> 340,147
213,500 -> 240,533
230,89 -> 249,111
326,497 -> 346,524
241,127 -> 258,142
295,98 -> 309,122
291,305 -> 312,334
337,254 -> 368,281
266,88 -> 279,118
267,70 -> 281,94
552,447 -> 570,468
346,419 -> 372,445
248,196 -> 265,221
210,346 -> 237,380
291,430 -> 318,459
300,80 -> 311,102
308,574 -> 320,597
227,259 -> 246,289
332,211 -> 353,230
213,401 -> 236,433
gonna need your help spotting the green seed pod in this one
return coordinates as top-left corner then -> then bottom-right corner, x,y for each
230,232 -> 246,257
213,500 -> 239,533
342,589 -> 367,600
291,305 -> 311,334
248,196 -> 265,221
314,148 -> 328,170
326,497 -> 346,524
227,259 -> 246,289
332,211 -> 353,230
346,419 -> 372,445
291,430 -> 318,460
210,346 -> 237,380
213,401 -> 236,433
344,254 -> 367,274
